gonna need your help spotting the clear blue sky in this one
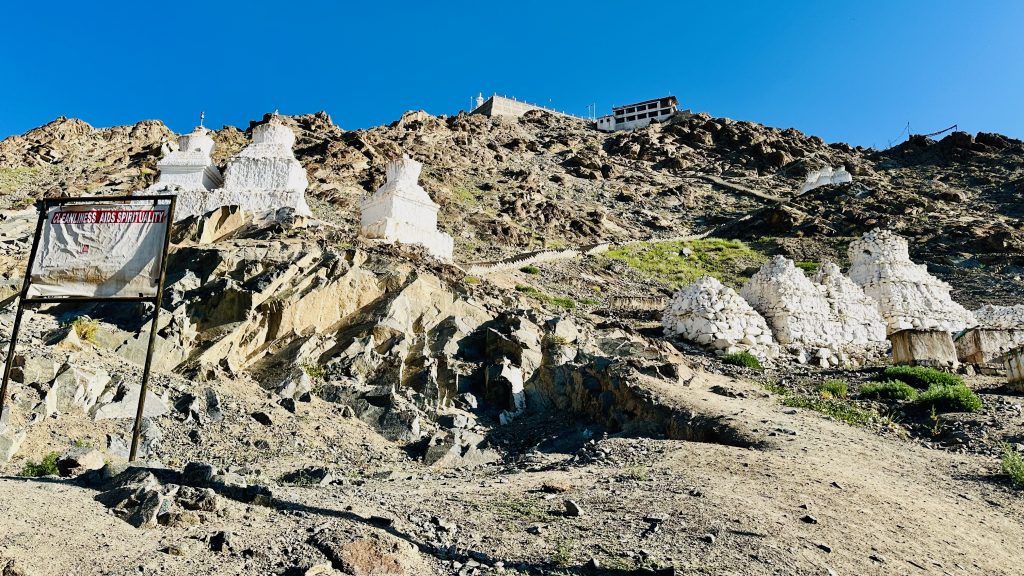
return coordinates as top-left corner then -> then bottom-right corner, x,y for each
1,1 -> 1021,148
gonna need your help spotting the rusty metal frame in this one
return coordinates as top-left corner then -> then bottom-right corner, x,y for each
0,194 -> 176,462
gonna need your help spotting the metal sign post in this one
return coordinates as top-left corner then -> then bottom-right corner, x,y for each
0,194 -> 176,462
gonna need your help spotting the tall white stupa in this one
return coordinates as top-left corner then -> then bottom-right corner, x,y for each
360,155 -> 454,260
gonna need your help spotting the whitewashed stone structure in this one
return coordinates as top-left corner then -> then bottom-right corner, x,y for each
1005,347 -> 1024,391
150,114 -> 312,221
663,276 -> 778,361
150,126 -> 223,192
739,257 -> 887,366
360,155 -> 454,260
973,304 -> 1024,329
812,261 -> 888,346
799,166 -> 852,194
848,229 -> 976,333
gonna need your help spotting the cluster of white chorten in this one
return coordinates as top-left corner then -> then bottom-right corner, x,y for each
663,228 -> 1011,366
146,114 -> 452,260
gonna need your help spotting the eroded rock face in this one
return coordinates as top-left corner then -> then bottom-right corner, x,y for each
662,276 -> 778,361
848,229 -> 976,333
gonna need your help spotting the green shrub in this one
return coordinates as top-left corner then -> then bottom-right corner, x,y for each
860,380 -> 918,401
19,451 -> 59,477
602,238 -> 767,289
1001,443 -> 1024,487
882,365 -> 962,389
721,351 -> 762,369
299,360 -> 325,382
519,265 -> 540,274
781,395 -> 875,427
915,383 -> 982,413
795,261 -> 820,274
68,317 -> 100,344
817,379 -> 848,399
515,285 -> 575,310
463,275 -> 481,284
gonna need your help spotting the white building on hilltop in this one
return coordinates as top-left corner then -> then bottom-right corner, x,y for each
148,113 -> 312,221
596,96 -> 678,132
360,156 -> 454,260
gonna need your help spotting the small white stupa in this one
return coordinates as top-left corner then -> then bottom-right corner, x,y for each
360,155 -> 454,260
150,112 -> 312,221
151,122 -> 223,192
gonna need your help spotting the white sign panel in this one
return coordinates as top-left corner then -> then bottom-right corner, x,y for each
27,203 -> 170,298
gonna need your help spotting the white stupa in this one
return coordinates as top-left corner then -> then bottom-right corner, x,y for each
149,112 -> 312,221
151,124 -> 223,192
360,155 -> 454,260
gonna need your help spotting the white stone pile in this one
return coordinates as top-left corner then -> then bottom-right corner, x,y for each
972,304 -> 1024,330
149,126 -> 223,192
798,165 -> 852,194
740,256 -> 837,347
662,276 -> 778,361
813,261 -> 888,346
739,256 -> 884,366
848,229 -> 976,333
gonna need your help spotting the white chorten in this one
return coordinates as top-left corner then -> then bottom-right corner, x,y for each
149,126 -> 223,192
360,155 -> 454,260
151,113 -> 312,221
848,229 -> 976,333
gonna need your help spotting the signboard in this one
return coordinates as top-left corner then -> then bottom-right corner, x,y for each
27,203 -> 171,298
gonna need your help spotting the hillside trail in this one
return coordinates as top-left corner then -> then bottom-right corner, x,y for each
0,370 -> 1020,575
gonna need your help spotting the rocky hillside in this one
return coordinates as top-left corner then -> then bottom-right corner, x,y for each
1,110 -> 1023,576
3,109 -> 1022,303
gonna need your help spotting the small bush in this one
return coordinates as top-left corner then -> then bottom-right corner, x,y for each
860,380 -> 918,401
463,275 -> 481,284
882,365 -> 962,389
915,383 -> 982,413
782,395 -> 874,426
20,451 -> 59,477
795,261 -> 820,274
721,351 -> 762,369
299,360 -> 325,382
1001,443 -> 1024,487
818,379 -> 848,399
69,317 -> 99,344
519,265 -> 540,274
515,284 -> 576,310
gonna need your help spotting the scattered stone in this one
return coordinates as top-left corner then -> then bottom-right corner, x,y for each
56,447 -> 105,477
251,411 -> 273,426
801,515 -> 818,524
209,530 -> 235,553
563,500 -> 582,517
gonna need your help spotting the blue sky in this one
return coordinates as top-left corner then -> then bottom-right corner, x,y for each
1,1 -> 1021,148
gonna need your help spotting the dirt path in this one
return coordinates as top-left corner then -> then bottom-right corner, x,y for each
0,374 -> 1021,575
